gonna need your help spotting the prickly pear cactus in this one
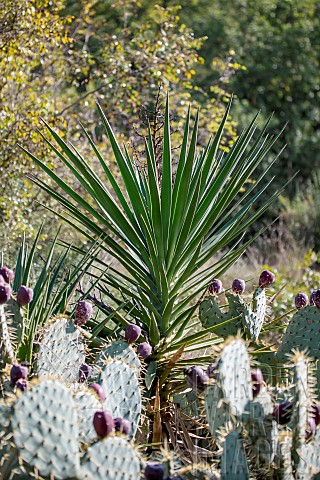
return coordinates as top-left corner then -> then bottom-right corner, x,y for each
0,305 -> 15,364
199,292 -> 244,338
73,387 -> 102,444
99,359 -> 141,437
298,429 -> 320,480
37,316 -> 85,383
10,378 -> 80,479
291,352 -> 311,473
93,339 -> 140,378
4,298 -> 24,350
205,338 -> 252,439
277,307 -> 320,362
242,287 -> 266,341
80,436 -> 141,480
220,429 -> 249,480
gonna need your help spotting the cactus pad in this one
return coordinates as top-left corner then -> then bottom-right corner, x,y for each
81,436 -> 141,479
277,307 -> 320,362
220,430 -> 249,480
0,305 -> 15,364
11,378 -> 80,478
99,360 -> 141,437
242,287 -> 266,341
37,316 -> 85,383
73,387 -> 102,444
94,340 -> 140,377
298,429 -> 320,479
199,293 -> 243,338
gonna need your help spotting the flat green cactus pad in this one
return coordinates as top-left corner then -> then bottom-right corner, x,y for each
199,293 -> 243,338
0,305 -> 15,364
73,387 -> 102,444
94,340 -> 140,378
4,298 -> 24,349
220,430 -> 249,480
218,338 -> 253,417
277,307 -> 320,362
81,436 -> 141,480
37,316 -> 85,383
11,379 -> 80,479
99,360 -> 141,437
242,287 -> 266,341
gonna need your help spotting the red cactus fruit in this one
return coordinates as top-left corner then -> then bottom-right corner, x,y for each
74,301 -> 93,326
16,379 -> 29,392
0,266 -> 14,283
306,417 -> 317,440
0,282 -> 12,305
114,417 -> 132,435
208,278 -> 223,295
311,403 -> 320,425
79,363 -> 92,383
312,289 -> 320,309
125,324 -> 141,344
232,278 -> 246,294
310,290 -> 317,306
17,285 -> 34,307
93,411 -> 114,438
259,270 -> 275,288
136,342 -> 152,359
251,368 -> 264,398
10,364 -> 28,385
294,292 -> 309,309
273,401 -> 293,425
184,366 -> 209,391
89,383 -> 106,402
144,462 -> 164,480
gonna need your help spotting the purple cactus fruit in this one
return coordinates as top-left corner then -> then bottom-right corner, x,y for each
312,289 -> 320,309
136,342 -> 152,359
16,379 -> 29,392
310,290 -> 317,305
294,292 -> 309,309
0,266 -> 14,284
306,417 -> 317,440
251,368 -> 264,398
10,364 -> 28,385
144,462 -> 164,480
0,282 -> 12,305
16,285 -> 34,307
93,410 -> 114,438
311,403 -> 320,425
207,361 -> 218,379
208,278 -> 223,295
74,300 -> 93,326
89,383 -> 106,402
273,401 -> 293,425
79,363 -> 92,383
125,324 -> 141,344
232,278 -> 246,295
258,270 -> 275,288
184,366 -> 209,391
114,417 -> 132,435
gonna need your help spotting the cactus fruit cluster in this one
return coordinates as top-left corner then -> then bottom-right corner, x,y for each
1,260 -> 320,479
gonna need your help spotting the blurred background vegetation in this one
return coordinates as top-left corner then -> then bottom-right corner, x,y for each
1,0 -> 319,273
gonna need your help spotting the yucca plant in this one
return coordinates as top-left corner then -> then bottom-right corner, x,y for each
22,96 -> 286,408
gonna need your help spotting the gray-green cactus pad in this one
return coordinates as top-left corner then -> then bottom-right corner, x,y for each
4,298 -> 24,348
0,305 -> 15,364
205,384 -> 230,440
199,293 -> 243,338
80,436 -> 141,480
218,339 -> 252,417
298,429 -> 320,480
99,360 -> 141,437
242,287 -> 266,341
277,307 -> 320,362
73,388 -> 102,444
220,430 -> 249,480
11,379 -> 80,479
37,316 -> 85,383
94,340 -> 140,378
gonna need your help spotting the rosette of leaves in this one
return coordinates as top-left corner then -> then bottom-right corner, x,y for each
24,97 -> 286,432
